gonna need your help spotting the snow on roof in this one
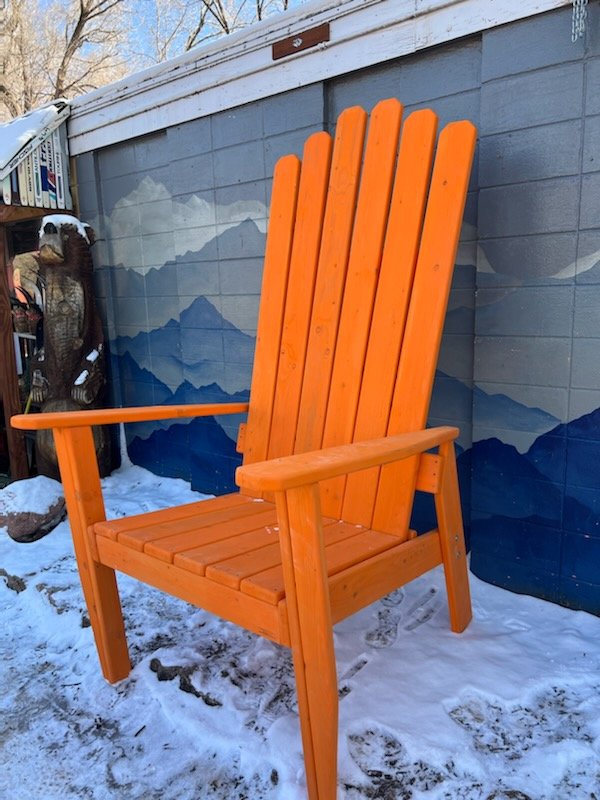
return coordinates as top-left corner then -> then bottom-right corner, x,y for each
0,100 -> 70,179
40,214 -> 91,243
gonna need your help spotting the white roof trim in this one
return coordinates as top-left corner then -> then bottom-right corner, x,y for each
68,0 -> 570,155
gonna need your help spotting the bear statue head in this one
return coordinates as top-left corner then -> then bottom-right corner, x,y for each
38,215 -> 96,265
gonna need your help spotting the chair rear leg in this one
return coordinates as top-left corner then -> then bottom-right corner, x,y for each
435,440 -> 472,632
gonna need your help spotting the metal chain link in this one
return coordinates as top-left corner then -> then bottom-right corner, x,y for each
572,0 -> 588,42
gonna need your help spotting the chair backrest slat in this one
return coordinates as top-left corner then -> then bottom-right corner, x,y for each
319,98 -> 403,519
241,155 -> 301,479
266,132 -> 333,463
373,120 -> 476,534
341,108 -> 438,527
292,106 -> 367,456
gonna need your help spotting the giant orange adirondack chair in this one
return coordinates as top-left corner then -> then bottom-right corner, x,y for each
13,99 -> 476,799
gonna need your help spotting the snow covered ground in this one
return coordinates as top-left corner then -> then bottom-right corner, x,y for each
1,464 -> 599,799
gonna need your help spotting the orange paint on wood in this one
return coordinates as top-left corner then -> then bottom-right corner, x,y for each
320,99 -> 403,518
293,106 -> 367,457
342,110 -> 438,527
242,155 -> 301,469
267,132 -> 332,462
373,120 -> 476,535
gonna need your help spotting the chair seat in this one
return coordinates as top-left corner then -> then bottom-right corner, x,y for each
94,493 -> 402,606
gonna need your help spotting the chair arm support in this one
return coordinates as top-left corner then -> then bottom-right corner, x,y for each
11,402 -> 250,431
236,426 -> 459,492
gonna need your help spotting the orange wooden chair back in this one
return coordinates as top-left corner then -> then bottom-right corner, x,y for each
242,99 -> 474,533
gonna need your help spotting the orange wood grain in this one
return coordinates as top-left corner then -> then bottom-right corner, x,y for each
236,426 -> 458,492
373,120 -> 476,535
242,155 -> 301,469
328,529 -> 443,624
267,132 -> 333,461
435,441 -> 472,632
147,509 -> 278,564
293,106 -> 367,457
342,109 -> 438,527
95,534 -> 290,645
11,402 -> 249,430
53,427 -> 131,683
320,98 -> 403,518
95,493 -> 250,541
283,484 -> 338,800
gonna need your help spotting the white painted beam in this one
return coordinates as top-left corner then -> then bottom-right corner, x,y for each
68,0 -> 571,155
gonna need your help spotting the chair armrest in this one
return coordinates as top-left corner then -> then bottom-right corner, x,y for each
236,426 -> 458,492
11,402 -> 249,431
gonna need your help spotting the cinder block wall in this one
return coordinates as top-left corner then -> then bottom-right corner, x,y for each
76,4 -> 600,614
471,7 -> 600,611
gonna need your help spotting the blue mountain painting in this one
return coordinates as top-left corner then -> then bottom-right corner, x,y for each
470,407 -> 600,614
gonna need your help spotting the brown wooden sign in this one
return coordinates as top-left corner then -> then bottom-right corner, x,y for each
272,22 -> 330,60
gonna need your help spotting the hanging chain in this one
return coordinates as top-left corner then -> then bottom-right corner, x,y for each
572,0 -> 588,42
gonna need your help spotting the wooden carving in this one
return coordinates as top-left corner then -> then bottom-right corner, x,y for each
26,216 -> 110,478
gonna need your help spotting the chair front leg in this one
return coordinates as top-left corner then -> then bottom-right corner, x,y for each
276,485 -> 338,800
53,426 -> 131,683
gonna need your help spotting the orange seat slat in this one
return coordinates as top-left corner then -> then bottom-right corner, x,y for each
94,494 -> 266,551
240,524 -> 401,604
94,492 -> 250,541
143,508 -> 278,563
172,522 -> 280,574
186,520 -> 399,605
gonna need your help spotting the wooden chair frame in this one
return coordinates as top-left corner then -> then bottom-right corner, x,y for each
13,98 -> 476,799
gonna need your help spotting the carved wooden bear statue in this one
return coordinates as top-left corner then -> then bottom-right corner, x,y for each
31,215 -> 110,479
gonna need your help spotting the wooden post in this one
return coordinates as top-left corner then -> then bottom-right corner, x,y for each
0,226 -> 29,479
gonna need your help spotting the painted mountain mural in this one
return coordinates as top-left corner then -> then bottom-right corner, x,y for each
470,406 -> 600,615
111,351 -> 248,495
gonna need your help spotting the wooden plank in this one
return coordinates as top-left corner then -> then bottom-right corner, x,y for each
241,523 -> 400,604
236,426 -> 458,492
94,492 -> 250,541
415,454 -> 442,494
174,522 -> 279,574
95,534 -> 289,646
320,98 -> 403,518
293,105 -> 367,456
328,529 -> 443,624
12,401 -> 249,430
211,518 -> 347,601
273,491 -> 319,798
342,109 -> 438,526
435,441 -> 471,632
266,131 -> 332,461
373,120 -> 476,535
242,155 -> 301,473
284,484 -> 338,800
117,501 -> 269,551
53,426 -> 130,682
146,508 -> 277,563
0,228 -> 29,479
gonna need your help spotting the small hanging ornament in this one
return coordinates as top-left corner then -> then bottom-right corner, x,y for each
572,0 -> 588,42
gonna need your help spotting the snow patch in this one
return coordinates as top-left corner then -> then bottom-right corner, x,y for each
74,369 -> 89,386
1,464 -> 600,798
0,475 -> 63,518
40,214 -> 90,242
